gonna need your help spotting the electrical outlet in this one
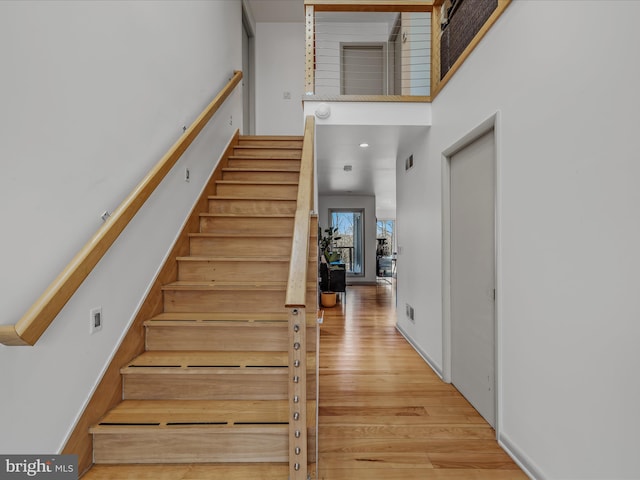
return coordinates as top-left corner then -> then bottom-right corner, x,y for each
90,307 -> 103,334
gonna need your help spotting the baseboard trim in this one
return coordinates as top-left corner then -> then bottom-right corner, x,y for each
395,324 -> 444,380
499,431 -> 544,480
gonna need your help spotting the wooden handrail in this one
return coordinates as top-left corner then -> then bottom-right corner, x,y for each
285,116 -> 315,308
0,71 -> 243,347
285,115 -> 315,480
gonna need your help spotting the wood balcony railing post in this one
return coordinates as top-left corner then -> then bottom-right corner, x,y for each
285,116 -> 316,479
305,5 -> 315,95
288,307 -> 308,480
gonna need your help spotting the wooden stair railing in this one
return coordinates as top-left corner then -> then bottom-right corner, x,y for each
285,116 -> 316,480
0,71 -> 243,347
80,134 -> 315,478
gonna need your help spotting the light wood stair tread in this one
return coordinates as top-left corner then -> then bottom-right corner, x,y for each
91,400 -> 290,429
207,196 -> 296,201
229,157 -> 300,163
222,168 -> 301,173
176,256 -> 290,262
240,135 -> 303,141
234,145 -> 301,150
227,155 -> 301,161
147,312 -> 289,322
123,351 -> 288,370
162,281 -> 307,291
199,213 -> 295,218
162,280 -> 315,288
215,180 -> 299,185
189,232 -> 306,239
83,463 -> 290,479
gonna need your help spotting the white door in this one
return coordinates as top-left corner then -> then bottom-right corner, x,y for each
450,129 -> 496,427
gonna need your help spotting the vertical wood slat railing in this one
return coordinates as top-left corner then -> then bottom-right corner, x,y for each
0,71 -> 243,347
285,115 -> 315,480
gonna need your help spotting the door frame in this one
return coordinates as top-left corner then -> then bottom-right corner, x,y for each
441,112 -> 501,434
241,2 -> 256,135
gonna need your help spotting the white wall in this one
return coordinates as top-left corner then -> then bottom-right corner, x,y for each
315,21 -> 390,96
254,22 -> 305,135
318,195 -> 377,284
396,2 -> 640,478
0,0 -> 242,454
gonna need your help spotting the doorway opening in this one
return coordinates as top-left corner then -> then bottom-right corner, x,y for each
330,209 -> 364,276
376,219 -> 395,280
241,8 -> 255,134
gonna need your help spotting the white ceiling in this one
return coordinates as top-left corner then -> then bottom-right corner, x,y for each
245,0 -> 304,23
246,0 -> 425,219
316,125 -> 427,218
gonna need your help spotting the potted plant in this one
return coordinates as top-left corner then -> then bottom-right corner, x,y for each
320,227 -> 341,307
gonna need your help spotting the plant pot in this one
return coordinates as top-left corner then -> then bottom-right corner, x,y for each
321,291 -> 337,308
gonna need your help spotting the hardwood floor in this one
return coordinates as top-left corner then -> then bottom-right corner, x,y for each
84,282 -> 527,479
317,282 -> 527,479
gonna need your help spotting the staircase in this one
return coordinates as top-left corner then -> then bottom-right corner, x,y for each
87,136 -> 317,476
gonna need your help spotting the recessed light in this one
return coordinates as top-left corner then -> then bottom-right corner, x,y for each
359,143 -> 369,148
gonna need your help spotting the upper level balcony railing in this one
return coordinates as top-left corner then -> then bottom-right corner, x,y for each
304,0 -> 511,102
305,1 -> 431,101
312,9 -> 430,97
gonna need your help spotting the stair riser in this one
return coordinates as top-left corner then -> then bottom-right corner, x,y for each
163,289 -> 316,313
208,199 -> 296,215
222,171 -> 300,182
228,158 -> 300,170
200,216 -> 294,235
92,429 -> 288,464
232,147 -> 301,158
145,324 -> 317,352
177,259 -> 316,283
237,139 -> 303,148
190,236 -> 292,257
215,183 -> 298,199
122,372 -> 289,401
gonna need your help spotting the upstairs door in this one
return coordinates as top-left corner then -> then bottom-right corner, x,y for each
341,44 -> 385,95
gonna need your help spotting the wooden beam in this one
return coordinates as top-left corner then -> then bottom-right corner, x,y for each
306,0 -> 432,12
303,94 -> 430,102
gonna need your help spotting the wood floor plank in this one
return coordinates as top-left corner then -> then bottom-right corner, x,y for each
83,282 -> 525,479
316,283 -> 525,479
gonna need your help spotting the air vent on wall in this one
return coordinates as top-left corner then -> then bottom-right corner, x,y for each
405,154 -> 414,171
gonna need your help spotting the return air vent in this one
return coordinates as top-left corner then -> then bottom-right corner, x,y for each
405,154 -> 414,171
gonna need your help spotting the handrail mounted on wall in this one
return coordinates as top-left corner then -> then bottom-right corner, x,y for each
0,71 -> 243,347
